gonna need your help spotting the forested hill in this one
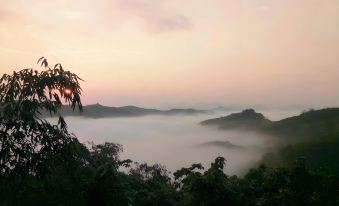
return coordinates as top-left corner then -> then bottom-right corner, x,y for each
200,108 -> 272,130
264,108 -> 339,139
201,108 -> 339,141
201,108 -> 339,173
43,103 -> 210,118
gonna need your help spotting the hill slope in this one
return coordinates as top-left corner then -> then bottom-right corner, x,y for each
201,108 -> 339,141
200,109 -> 272,130
264,108 -> 339,140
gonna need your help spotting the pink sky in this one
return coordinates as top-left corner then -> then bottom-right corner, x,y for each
1,0 -> 339,108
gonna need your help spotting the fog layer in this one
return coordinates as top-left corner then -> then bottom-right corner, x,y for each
55,109 -> 300,175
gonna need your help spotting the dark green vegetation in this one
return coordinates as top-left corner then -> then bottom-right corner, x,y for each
44,103 -> 209,118
0,59 -> 338,205
262,136 -> 339,173
202,108 -> 339,176
264,108 -> 339,141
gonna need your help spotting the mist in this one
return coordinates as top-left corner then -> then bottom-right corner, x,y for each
54,109 -> 301,175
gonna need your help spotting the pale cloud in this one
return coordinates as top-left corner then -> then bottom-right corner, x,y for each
115,0 -> 192,32
0,0 -> 192,33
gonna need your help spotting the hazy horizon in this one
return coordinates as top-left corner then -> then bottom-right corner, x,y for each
72,102 -> 329,111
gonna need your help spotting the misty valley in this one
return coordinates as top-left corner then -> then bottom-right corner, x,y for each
46,107 -> 305,175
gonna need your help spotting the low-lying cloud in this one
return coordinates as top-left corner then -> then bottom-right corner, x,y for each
47,110 -> 293,175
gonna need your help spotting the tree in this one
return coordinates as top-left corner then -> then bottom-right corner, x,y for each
0,57 -> 83,175
127,162 -> 177,206
174,157 -> 243,206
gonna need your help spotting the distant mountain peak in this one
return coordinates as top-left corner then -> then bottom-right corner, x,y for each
230,109 -> 259,117
200,109 -> 271,129
242,108 -> 255,114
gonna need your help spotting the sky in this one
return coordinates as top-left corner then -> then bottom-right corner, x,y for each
0,0 -> 339,108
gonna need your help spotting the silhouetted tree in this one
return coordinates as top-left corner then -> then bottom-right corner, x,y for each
0,57 -> 83,175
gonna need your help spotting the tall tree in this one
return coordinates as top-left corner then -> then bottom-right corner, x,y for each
0,57 -> 83,175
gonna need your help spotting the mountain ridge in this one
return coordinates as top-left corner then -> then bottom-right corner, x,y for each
44,103 -> 211,118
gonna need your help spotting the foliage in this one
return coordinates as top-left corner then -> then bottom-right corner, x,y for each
0,57 -> 83,175
262,134 -> 339,173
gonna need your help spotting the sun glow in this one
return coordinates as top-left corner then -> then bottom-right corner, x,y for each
65,89 -> 71,95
